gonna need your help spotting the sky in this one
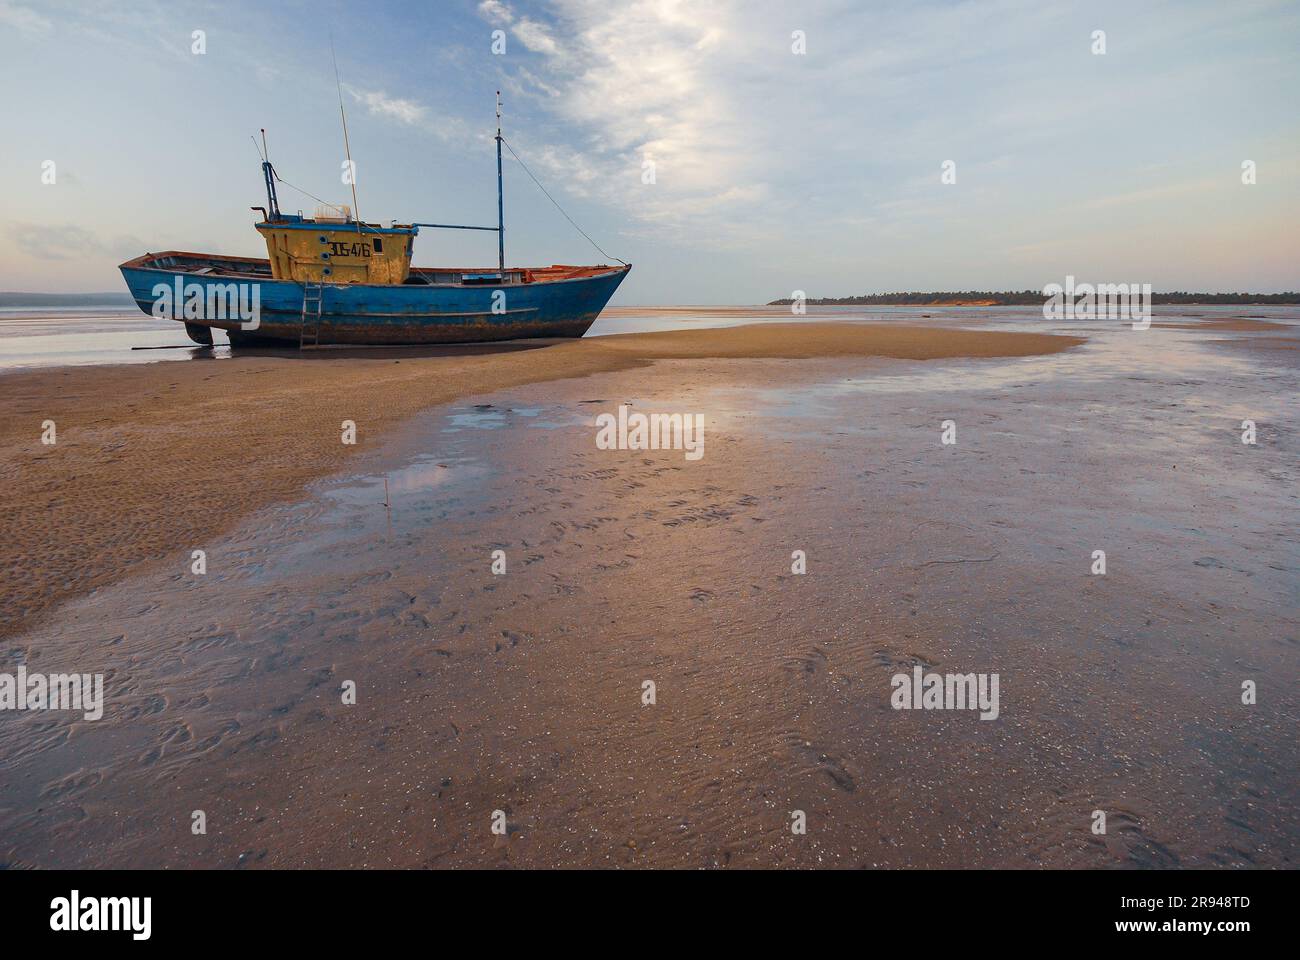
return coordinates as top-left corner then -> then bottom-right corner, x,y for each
1,0 -> 1297,304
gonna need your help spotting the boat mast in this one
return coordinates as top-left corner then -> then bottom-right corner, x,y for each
496,91 -> 505,275
260,129 -> 281,221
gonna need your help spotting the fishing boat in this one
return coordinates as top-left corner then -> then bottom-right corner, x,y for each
119,94 -> 629,348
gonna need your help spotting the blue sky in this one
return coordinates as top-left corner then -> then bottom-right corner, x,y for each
1,0 -> 1297,303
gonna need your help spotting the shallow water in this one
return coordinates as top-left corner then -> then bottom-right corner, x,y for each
2,303 -> 1296,370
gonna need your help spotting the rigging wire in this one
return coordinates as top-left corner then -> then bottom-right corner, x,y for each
331,39 -> 362,232
272,171 -> 388,234
500,136 -> 628,266
273,174 -> 348,220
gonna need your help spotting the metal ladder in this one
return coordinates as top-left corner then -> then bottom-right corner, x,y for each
299,280 -> 323,350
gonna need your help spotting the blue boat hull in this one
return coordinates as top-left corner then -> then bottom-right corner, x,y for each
119,252 -> 630,346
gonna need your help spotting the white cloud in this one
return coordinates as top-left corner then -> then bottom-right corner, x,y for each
0,0 -> 52,35
513,17 -> 562,57
347,86 -> 428,126
478,0 -> 514,26
476,0 -> 761,242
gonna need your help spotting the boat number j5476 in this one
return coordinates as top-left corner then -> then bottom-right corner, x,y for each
328,240 -> 372,258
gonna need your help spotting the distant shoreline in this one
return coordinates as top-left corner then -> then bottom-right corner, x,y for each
768,291 -> 1300,306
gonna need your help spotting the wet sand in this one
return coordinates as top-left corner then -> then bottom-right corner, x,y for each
0,322 -> 1080,640
1,312 -> 1295,869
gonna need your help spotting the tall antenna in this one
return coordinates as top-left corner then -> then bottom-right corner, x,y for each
332,40 -> 361,232
495,90 -> 505,274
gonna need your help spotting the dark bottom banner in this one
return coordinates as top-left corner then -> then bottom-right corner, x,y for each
0,868 -> 1279,946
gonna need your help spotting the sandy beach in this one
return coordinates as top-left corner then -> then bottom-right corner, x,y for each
0,311 -> 1295,869
0,322 -> 1079,640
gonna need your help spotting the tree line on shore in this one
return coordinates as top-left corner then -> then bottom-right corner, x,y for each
767,291 -> 1300,306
